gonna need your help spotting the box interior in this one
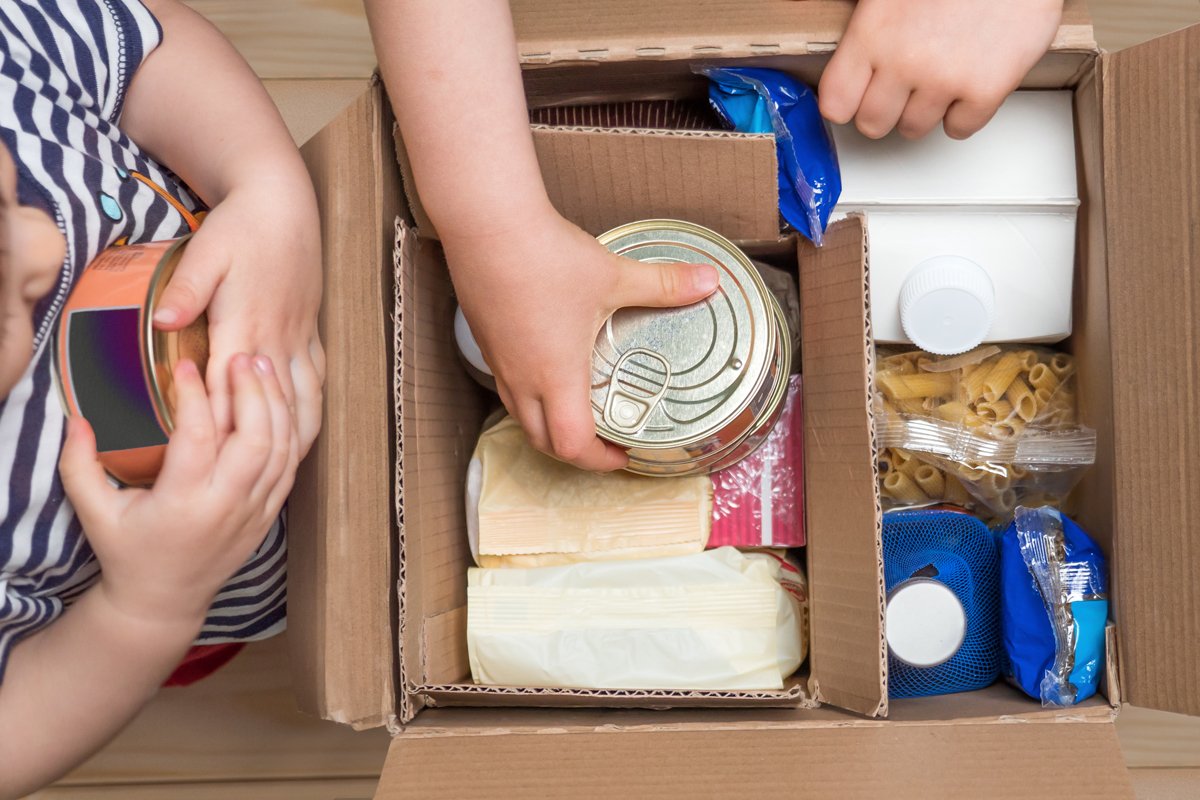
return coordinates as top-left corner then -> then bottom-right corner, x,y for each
391,46 -> 1127,729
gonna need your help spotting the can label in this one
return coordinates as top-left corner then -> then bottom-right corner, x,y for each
54,237 -> 201,486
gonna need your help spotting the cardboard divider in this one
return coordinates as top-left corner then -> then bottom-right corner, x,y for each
797,217 -> 888,718
532,126 -> 779,239
1101,25 -> 1200,717
289,81 -> 402,730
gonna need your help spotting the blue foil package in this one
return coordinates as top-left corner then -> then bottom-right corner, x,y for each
1000,506 -> 1109,706
699,67 -> 841,245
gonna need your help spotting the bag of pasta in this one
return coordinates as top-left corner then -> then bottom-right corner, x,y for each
873,346 -> 1096,523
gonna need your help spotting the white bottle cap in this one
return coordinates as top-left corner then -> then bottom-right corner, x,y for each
885,579 -> 967,668
454,306 -> 493,377
898,256 -> 996,355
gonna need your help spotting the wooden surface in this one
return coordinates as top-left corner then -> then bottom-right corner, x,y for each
36,2 -> 1200,798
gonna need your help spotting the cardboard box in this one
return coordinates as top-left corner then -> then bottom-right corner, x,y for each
278,1 -> 1199,796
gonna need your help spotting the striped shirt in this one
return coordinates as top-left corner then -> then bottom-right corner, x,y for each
0,0 -> 286,683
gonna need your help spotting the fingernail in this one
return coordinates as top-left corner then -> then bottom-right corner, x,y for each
254,356 -> 273,375
693,265 -> 720,293
153,307 -> 178,326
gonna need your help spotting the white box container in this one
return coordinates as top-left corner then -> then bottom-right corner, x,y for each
831,91 -> 1079,354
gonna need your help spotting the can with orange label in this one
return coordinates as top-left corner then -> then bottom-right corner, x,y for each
54,237 -> 207,486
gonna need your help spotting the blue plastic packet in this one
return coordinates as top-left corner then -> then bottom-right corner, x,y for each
698,66 -> 841,245
1000,506 -> 1109,706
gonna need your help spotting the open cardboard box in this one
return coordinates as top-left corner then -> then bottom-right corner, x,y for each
275,1 -> 1199,796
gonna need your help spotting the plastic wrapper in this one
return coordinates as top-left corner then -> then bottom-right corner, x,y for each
699,66 -> 841,244
1000,506 -> 1108,706
466,416 -> 711,568
751,260 -> 802,374
873,345 -> 1096,524
467,548 -> 807,690
710,375 -> 804,548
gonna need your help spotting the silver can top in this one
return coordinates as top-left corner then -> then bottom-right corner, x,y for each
591,220 -> 778,449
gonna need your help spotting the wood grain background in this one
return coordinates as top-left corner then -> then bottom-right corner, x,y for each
34,2 -> 1200,798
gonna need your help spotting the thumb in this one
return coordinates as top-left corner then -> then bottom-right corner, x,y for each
612,257 -> 720,311
58,417 -> 122,530
152,235 -> 226,331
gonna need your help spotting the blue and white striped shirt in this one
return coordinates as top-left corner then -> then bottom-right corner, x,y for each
0,0 -> 286,682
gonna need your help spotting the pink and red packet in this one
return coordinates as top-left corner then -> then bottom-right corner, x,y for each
710,375 -> 805,548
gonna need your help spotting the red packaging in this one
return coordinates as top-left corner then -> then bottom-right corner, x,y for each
710,375 -> 805,548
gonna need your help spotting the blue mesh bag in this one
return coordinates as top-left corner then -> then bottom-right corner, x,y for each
883,509 -> 1002,699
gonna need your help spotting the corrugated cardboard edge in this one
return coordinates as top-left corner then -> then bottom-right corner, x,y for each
797,216 -> 888,719
415,683 -> 809,709
394,219 -> 421,726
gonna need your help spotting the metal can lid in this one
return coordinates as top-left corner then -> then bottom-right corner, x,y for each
591,220 -> 778,449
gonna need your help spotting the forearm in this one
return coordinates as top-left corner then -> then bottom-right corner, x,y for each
365,0 -> 553,238
120,0 -> 311,206
0,583 -> 202,798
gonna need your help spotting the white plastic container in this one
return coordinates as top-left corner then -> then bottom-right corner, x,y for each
831,91 -> 1079,355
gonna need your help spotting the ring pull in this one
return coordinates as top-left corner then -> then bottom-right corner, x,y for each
603,348 -> 672,435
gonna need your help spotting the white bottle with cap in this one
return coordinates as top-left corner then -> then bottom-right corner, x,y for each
885,578 -> 967,668
831,91 -> 1079,355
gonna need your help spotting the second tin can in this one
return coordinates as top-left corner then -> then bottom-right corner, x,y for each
54,237 -> 208,487
591,220 -> 792,476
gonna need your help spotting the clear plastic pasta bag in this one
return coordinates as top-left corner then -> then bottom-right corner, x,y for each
467,548 -> 807,691
1000,506 -> 1108,706
873,345 -> 1096,523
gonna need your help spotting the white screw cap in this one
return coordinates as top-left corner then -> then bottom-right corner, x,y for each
886,579 -> 967,668
898,256 -> 996,355
454,306 -> 493,377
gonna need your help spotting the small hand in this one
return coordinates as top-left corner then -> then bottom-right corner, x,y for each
151,182 -> 324,456
447,212 -> 718,472
818,0 -> 1064,140
58,354 -> 299,628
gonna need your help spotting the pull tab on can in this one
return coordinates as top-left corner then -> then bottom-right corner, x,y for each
603,348 -> 672,435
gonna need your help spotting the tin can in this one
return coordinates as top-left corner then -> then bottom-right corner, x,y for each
591,220 -> 792,476
54,237 -> 207,486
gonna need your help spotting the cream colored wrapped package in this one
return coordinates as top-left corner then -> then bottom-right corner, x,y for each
467,548 -> 808,690
467,416 -> 712,568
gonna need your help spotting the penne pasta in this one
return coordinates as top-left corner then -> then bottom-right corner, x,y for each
1005,378 -> 1038,422
963,362 -> 991,403
943,474 -> 972,506
914,464 -> 945,499
1028,363 -> 1061,394
883,471 -> 929,505
1049,353 -> 1075,380
977,399 -> 1014,423
878,371 -> 956,401
982,353 -> 1024,403
995,416 -> 1027,439
935,401 -> 970,423
1014,350 -> 1039,371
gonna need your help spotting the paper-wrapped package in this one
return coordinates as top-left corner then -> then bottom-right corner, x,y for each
467,547 -> 808,690
467,416 -> 712,568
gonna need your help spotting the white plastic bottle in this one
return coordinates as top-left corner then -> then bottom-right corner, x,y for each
831,92 -> 1079,355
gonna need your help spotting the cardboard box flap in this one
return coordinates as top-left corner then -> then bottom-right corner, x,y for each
376,715 -> 1132,799
1101,24 -> 1200,718
509,0 -> 1096,64
289,80 -> 403,729
798,217 -> 887,718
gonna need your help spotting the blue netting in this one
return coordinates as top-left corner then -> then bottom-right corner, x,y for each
883,510 -> 1001,699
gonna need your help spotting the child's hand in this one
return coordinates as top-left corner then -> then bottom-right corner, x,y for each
151,185 -> 324,455
57,354 -> 298,628
818,0 -> 1064,140
447,211 -> 718,472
